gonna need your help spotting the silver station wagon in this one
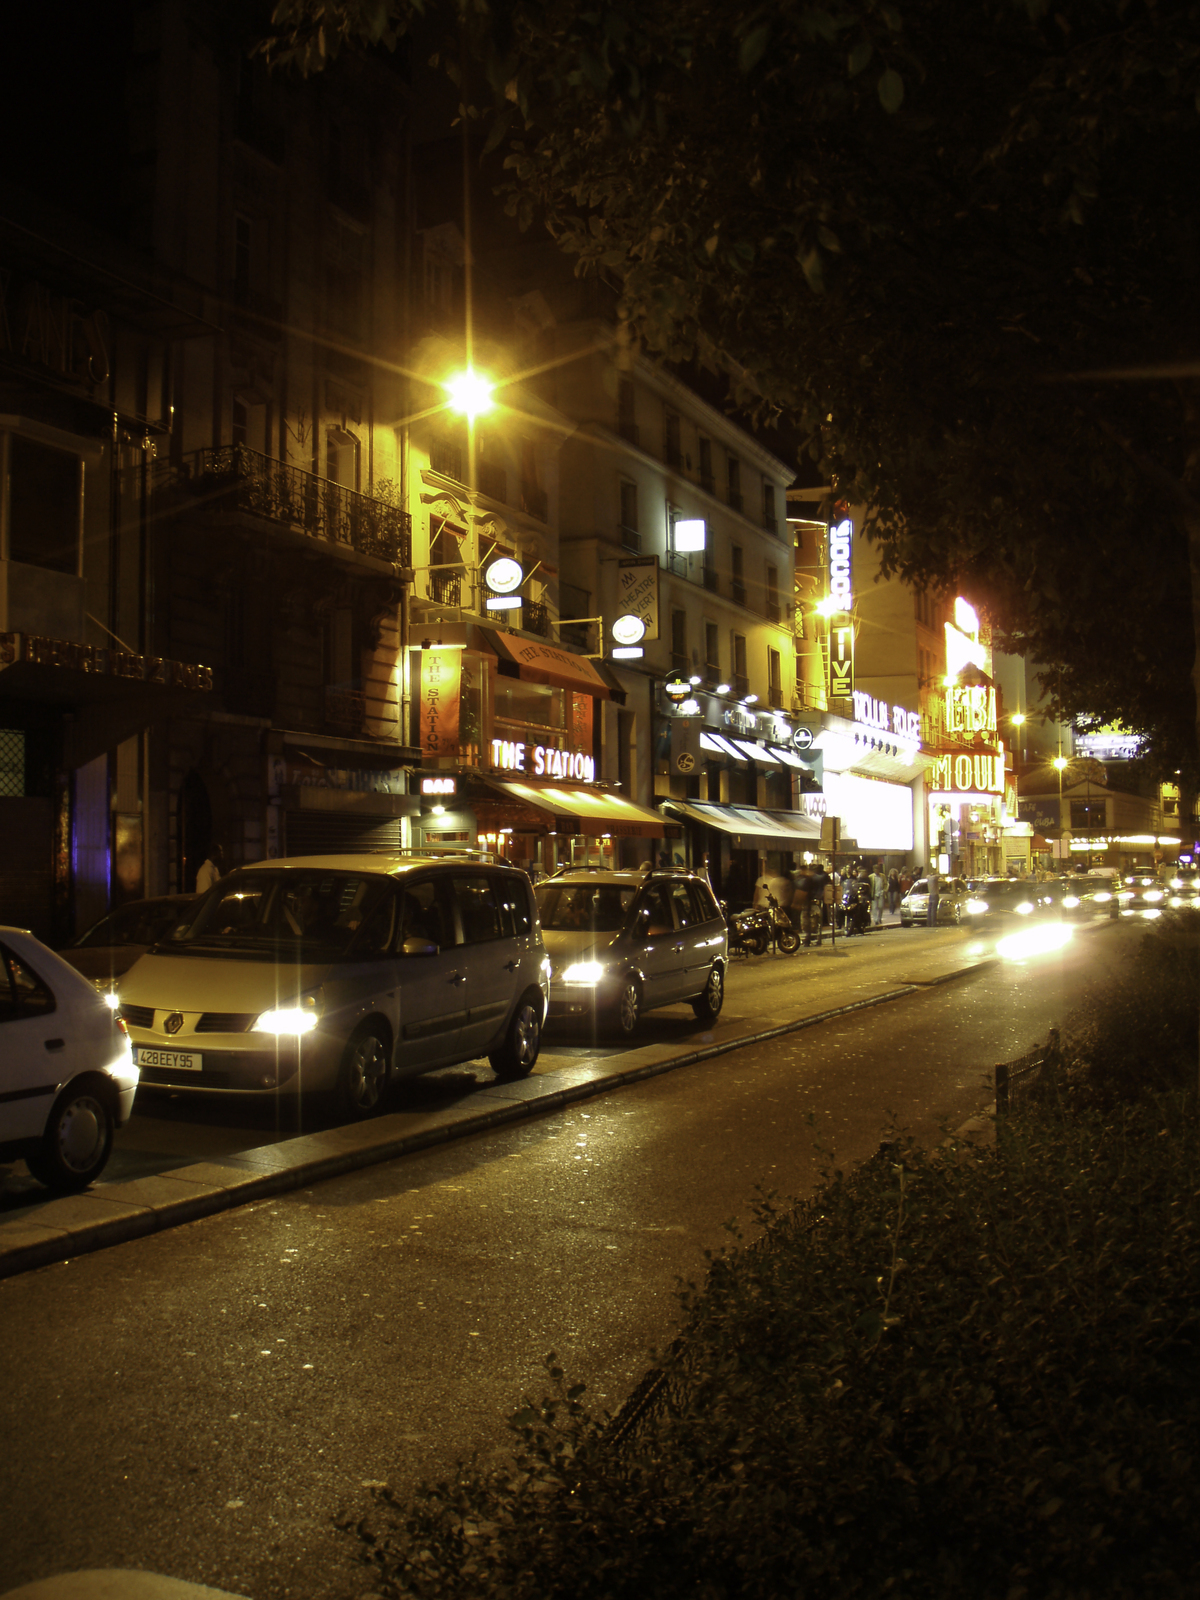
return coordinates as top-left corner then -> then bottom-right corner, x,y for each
117,855 -> 549,1117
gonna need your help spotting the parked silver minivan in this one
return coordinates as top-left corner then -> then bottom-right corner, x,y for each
117,855 -> 549,1116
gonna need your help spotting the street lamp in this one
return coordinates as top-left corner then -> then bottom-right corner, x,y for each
444,367 -> 494,421
1053,754 -> 1069,871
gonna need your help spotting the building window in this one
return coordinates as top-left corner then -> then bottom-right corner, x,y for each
768,648 -> 783,708
618,375 -> 638,444
476,433 -> 507,504
619,478 -> 639,551
1070,800 -> 1106,833
329,120 -> 370,216
326,221 -> 365,340
766,565 -> 780,623
731,543 -> 745,608
519,439 -> 546,521
732,632 -> 748,698
7,435 -> 81,575
232,398 -> 248,448
704,623 -> 720,685
0,728 -> 24,797
698,436 -> 714,494
326,426 -> 360,490
664,409 -> 682,470
727,454 -> 742,513
671,609 -> 688,676
430,434 -> 464,481
763,481 -> 777,533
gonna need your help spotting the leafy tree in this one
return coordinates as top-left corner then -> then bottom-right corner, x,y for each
263,0 -> 1200,783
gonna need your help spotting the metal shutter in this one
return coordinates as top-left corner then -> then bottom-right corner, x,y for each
283,809 -> 403,857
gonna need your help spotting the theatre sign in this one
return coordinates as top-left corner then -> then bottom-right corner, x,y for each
928,747 -> 1005,800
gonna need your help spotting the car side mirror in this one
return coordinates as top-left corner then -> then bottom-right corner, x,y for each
401,937 -> 439,957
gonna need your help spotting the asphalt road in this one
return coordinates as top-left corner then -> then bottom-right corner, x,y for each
0,920 -> 1131,1600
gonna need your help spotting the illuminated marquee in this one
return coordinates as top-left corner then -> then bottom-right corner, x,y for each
852,691 -> 921,745
828,621 -> 854,699
828,518 -> 853,609
928,748 -> 1005,797
491,740 -> 596,783
944,684 -> 997,736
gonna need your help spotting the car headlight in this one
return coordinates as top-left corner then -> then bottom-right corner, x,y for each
1144,889 -> 1164,902
253,991 -> 323,1034
1015,901 -> 1035,915
1093,891 -> 1111,902
560,961 -> 608,985
965,899 -> 989,915
1063,895 -> 1080,909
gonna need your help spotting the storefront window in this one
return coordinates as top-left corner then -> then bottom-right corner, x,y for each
492,678 -> 564,735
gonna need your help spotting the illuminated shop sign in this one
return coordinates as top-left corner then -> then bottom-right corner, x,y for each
1076,728 -> 1141,762
944,684 -> 997,736
852,691 -> 920,746
828,518 -> 853,609
828,621 -> 854,698
928,748 -> 1005,797
490,740 -> 596,783
421,776 -> 457,796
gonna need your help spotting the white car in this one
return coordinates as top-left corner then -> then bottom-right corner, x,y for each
0,926 -> 139,1191
117,855 -> 550,1117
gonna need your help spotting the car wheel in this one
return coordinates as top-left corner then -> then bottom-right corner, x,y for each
30,1080 -> 115,1192
336,1025 -> 390,1119
691,963 -> 724,1022
608,975 -> 642,1038
489,991 -> 543,1081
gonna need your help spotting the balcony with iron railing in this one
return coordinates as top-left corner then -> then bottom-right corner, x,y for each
188,446 -> 411,565
522,599 -> 551,638
428,569 -> 463,607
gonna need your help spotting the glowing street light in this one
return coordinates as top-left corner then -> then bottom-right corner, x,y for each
445,368 -> 494,421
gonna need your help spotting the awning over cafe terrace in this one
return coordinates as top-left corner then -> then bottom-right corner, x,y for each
662,798 -> 822,851
480,630 -> 622,700
477,776 -> 666,838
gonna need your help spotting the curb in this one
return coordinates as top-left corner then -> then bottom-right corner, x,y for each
1,971 -> 985,1282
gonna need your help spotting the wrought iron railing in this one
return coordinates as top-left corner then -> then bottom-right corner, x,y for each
190,446 -> 411,565
522,599 -> 551,637
428,570 -> 463,606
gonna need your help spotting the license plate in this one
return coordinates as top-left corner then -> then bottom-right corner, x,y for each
135,1048 -> 202,1072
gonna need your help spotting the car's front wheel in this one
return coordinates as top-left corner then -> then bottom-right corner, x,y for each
489,991 -> 542,1081
691,963 -> 724,1022
335,1026 -> 390,1119
28,1079 -> 115,1191
608,975 -> 642,1038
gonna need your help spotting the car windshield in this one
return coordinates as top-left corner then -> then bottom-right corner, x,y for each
74,900 -> 195,949
536,882 -> 638,933
165,870 -> 390,958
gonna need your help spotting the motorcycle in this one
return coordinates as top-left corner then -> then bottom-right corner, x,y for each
723,901 -> 770,957
762,890 -> 801,954
841,879 -> 872,936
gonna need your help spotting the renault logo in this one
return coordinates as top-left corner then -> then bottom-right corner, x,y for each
164,1012 -> 184,1035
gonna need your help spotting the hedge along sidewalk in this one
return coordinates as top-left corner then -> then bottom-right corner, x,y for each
0,952 -> 995,1284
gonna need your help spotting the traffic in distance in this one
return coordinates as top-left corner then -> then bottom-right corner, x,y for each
0,854 -> 1172,1191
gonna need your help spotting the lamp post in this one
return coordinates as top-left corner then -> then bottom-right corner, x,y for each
1053,753 -> 1068,873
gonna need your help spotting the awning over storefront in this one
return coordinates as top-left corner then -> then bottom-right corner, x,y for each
479,777 -> 666,838
663,799 -> 822,849
481,630 -> 617,699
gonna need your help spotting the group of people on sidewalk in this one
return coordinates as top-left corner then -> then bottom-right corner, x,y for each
752,859 -> 916,947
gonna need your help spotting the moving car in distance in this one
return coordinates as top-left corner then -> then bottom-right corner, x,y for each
1166,869 -> 1200,909
960,880 -> 1061,927
117,855 -> 549,1118
536,866 -> 727,1037
1,927 -> 138,1191
61,894 -> 201,998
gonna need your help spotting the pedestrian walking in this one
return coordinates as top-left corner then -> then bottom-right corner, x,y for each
925,867 -> 940,927
195,843 -> 224,893
869,862 -> 887,927
887,867 -> 901,914
804,861 -> 831,946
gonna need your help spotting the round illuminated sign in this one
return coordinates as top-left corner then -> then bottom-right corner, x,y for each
793,726 -> 815,750
663,672 -> 691,703
676,752 -> 696,773
611,613 -> 647,646
485,557 -> 523,594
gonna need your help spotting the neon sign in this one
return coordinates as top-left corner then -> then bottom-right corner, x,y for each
421,776 -> 457,796
829,622 -> 854,698
944,684 -> 997,736
828,518 -> 853,609
491,740 -> 596,783
852,691 -> 920,745
928,749 -> 1005,797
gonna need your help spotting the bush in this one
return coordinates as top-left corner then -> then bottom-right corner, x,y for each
353,1095 -> 1200,1600
1058,908 -> 1200,1110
